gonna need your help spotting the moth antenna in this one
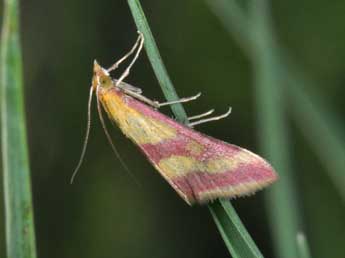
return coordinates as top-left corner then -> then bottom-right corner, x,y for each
96,85 -> 140,186
70,86 -> 94,184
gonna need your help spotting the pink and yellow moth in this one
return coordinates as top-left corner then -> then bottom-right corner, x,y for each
73,32 -> 278,205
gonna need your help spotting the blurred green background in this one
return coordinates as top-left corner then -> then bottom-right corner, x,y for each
1,0 -> 344,257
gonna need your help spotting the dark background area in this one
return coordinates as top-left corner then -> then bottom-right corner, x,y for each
0,0 -> 344,257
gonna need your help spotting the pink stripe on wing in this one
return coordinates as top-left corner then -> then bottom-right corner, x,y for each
141,136 -> 191,163
172,162 -> 277,200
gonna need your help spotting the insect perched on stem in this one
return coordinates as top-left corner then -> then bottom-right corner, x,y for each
72,31 -> 277,205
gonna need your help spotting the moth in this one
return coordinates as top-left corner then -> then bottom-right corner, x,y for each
72,32 -> 278,205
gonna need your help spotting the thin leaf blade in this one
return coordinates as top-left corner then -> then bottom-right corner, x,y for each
1,0 -> 37,257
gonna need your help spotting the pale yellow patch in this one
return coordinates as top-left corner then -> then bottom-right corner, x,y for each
158,156 -> 199,177
101,90 -> 176,145
205,150 -> 256,173
185,140 -> 204,156
158,151 -> 252,178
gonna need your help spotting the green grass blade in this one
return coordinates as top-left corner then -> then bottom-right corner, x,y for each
1,1 -> 38,258
209,200 -> 264,258
296,232 -> 312,258
127,1 -> 265,257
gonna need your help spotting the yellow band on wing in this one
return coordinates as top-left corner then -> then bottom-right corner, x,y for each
158,151 -> 254,178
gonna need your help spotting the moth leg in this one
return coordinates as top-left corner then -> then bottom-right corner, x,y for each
107,32 -> 144,72
157,92 -> 201,107
188,107 -> 232,127
114,79 -> 143,94
115,31 -> 145,87
188,109 -> 215,121
121,87 -> 160,108
122,88 -> 201,109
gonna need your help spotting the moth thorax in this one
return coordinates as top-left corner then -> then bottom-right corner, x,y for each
98,75 -> 113,89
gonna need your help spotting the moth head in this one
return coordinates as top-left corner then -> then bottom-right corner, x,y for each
92,60 -> 113,91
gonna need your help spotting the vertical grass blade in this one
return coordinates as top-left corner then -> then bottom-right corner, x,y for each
1,0 -> 38,258
127,0 -> 265,257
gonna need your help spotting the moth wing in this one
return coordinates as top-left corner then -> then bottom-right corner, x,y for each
136,112 -> 277,205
